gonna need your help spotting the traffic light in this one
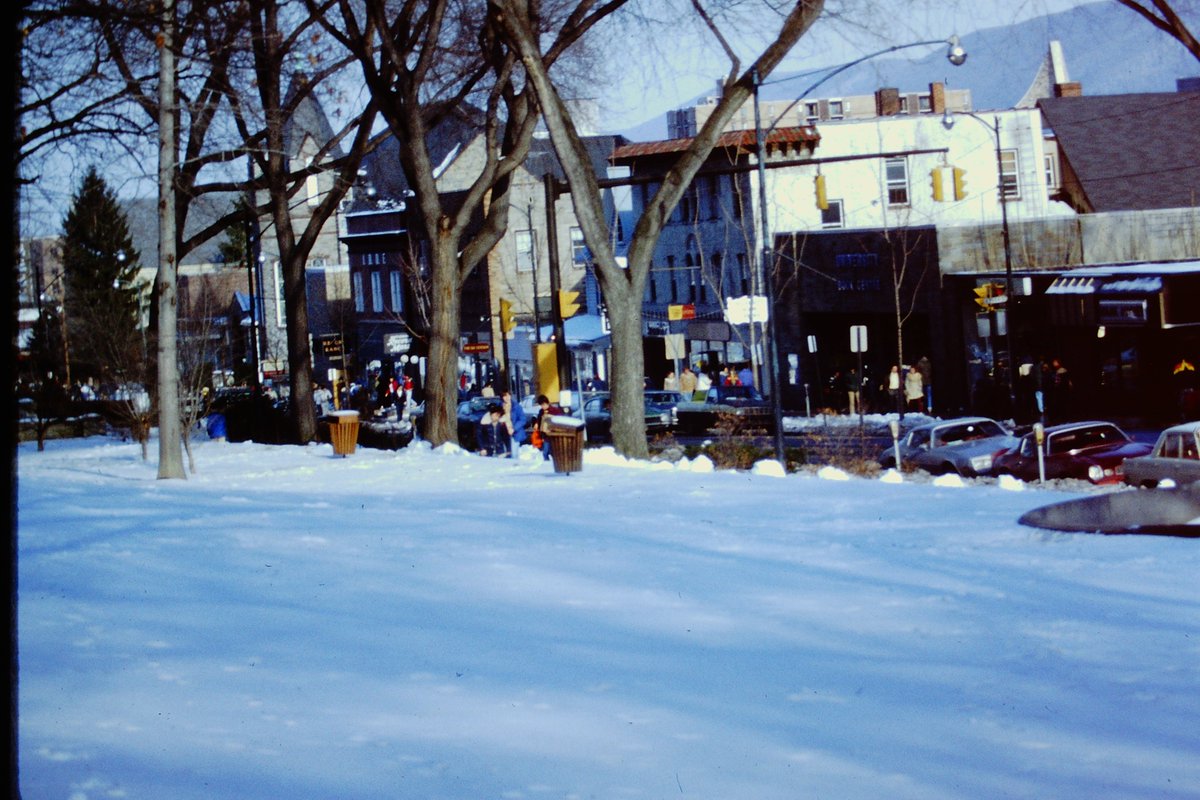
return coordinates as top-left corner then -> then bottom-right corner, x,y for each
952,167 -> 967,200
973,283 -> 992,309
930,167 -> 944,202
498,297 -> 515,336
558,289 -> 580,319
814,174 -> 828,210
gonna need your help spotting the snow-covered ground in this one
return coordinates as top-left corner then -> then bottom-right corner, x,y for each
17,434 -> 1200,800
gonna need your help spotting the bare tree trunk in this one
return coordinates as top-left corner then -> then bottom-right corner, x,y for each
493,0 -> 825,457
422,243 -> 464,445
155,0 -> 185,479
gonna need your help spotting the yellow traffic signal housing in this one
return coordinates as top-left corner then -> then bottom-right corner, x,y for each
952,167 -> 967,200
558,289 -> 581,319
814,174 -> 828,210
499,297 -> 515,336
930,167 -> 944,202
973,284 -> 991,309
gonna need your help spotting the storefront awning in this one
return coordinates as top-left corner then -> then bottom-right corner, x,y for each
1046,276 -> 1098,295
1099,276 -> 1163,294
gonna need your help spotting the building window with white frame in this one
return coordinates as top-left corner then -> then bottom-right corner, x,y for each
516,230 -> 535,272
828,100 -> 844,119
570,227 -> 588,268
352,272 -> 364,313
370,271 -> 383,313
821,199 -> 844,229
804,101 -> 820,122
1044,153 -> 1058,190
885,157 -> 909,205
389,270 -> 403,312
999,149 -> 1020,199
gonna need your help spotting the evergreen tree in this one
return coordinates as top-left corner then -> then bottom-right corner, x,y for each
61,166 -> 146,389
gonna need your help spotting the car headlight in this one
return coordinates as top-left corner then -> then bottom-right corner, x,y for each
969,454 -> 993,472
1087,464 -> 1105,482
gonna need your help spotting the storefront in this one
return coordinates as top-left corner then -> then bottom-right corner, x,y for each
1001,262 -> 1200,424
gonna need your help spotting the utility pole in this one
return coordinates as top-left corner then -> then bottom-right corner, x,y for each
544,173 -> 570,392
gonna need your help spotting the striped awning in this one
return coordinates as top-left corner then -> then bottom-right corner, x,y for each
1046,276 -> 1098,295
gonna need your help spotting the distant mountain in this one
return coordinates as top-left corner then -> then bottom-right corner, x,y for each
618,0 -> 1199,141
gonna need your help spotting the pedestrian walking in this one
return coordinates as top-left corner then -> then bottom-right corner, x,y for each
904,365 -> 924,412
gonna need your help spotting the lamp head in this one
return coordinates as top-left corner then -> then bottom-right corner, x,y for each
946,35 -> 967,66
941,108 -> 956,130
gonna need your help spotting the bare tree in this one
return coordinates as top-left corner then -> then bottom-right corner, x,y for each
493,0 -> 825,457
1114,0 -> 1200,61
319,0 -> 614,446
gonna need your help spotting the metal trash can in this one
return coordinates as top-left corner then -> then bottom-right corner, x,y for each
329,410 -> 360,457
547,419 -> 585,474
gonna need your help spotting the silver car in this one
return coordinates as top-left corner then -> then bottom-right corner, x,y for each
1123,421 -> 1200,488
879,416 -> 1017,477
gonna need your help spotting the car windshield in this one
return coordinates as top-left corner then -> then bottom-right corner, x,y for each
1047,424 -> 1129,455
933,420 -> 1006,446
1156,430 -> 1200,459
460,398 -> 493,416
712,386 -> 763,402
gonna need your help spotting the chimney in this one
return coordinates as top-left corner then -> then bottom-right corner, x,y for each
1054,81 -> 1083,98
875,87 -> 901,117
929,82 -> 946,114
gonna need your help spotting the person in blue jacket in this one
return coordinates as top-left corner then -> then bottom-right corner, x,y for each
500,390 -> 526,456
476,404 -> 510,457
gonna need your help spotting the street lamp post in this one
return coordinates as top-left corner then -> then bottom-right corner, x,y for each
750,36 -> 967,463
941,109 -> 1017,416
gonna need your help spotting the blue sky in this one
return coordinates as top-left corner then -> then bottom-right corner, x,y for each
597,0 -> 1123,133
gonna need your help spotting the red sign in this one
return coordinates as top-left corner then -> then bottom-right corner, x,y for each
462,342 -> 491,354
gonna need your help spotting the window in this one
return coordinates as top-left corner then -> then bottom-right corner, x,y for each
705,175 -> 720,220
917,94 -> 931,113
885,157 -> 909,205
821,199 -> 844,229
273,261 -> 286,327
828,100 -> 844,119
737,253 -> 749,295
370,271 -> 383,313
667,255 -> 678,303
389,270 -> 403,312
352,272 -> 364,313
804,101 -> 820,122
516,230 -> 535,272
570,227 -> 588,268
1044,154 -> 1058,190
999,149 -> 1020,199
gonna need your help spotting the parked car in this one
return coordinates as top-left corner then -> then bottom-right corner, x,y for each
1123,421 -> 1200,488
878,416 -> 1017,477
994,421 -> 1152,484
644,390 -> 685,429
674,385 -> 773,434
580,394 -> 671,443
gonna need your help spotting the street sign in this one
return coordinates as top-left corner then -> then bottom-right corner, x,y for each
462,342 -> 490,354
850,325 -> 868,353
724,295 -> 770,325
668,303 -> 696,321
384,332 -> 412,354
